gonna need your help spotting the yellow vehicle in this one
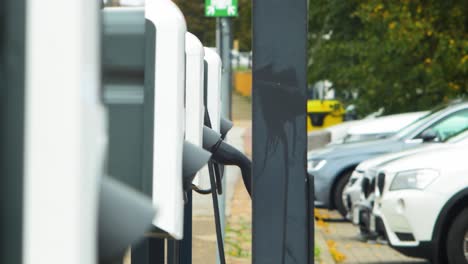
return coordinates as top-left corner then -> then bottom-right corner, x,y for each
307,100 -> 345,132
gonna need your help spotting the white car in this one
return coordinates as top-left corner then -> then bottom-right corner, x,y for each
342,111 -> 429,143
373,145 -> 468,263
326,119 -> 365,143
344,146 -> 439,223
345,129 -> 468,241
327,111 -> 428,145
344,129 -> 468,219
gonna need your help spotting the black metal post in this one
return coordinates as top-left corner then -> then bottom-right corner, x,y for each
132,238 -> 165,264
181,191 -> 193,263
307,174 -> 315,263
252,0 -> 310,263
0,0 -> 26,263
167,191 -> 193,264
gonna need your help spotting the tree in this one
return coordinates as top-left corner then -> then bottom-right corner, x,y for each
173,0 -> 216,47
309,0 -> 468,115
174,0 -> 252,51
233,0 -> 252,51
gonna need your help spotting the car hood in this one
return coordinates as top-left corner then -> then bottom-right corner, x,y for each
356,143 -> 445,172
308,137 -> 401,160
381,146 -> 466,173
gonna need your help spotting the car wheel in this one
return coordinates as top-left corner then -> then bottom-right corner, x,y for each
446,207 -> 468,264
333,170 -> 352,219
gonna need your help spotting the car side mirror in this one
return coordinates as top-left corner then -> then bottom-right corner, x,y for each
420,129 -> 438,142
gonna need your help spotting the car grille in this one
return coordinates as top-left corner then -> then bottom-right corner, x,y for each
369,178 -> 376,195
362,178 -> 370,198
377,173 -> 385,195
362,177 -> 375,198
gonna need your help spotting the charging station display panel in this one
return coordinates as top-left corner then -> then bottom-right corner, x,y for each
146,0 -> 187,240
102,7 -> 146,191
22,1 -> 103,263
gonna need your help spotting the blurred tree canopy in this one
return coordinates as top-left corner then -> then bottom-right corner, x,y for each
173,0 -> 216,46
173,0 -> 252,51
309,0 -> 468,115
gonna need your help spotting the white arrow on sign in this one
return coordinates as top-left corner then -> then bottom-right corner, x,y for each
227,5 -> 236,15
207,5 -> 215,15
213,0 -> 230,9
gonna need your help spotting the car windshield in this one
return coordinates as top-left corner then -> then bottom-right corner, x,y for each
393,104 -> 448,139
394,112 -> 436,138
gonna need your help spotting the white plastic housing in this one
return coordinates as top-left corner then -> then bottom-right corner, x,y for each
23,1 -> 104,263
204,47 -> 222,133
146,0 -> 187,240
185,33 -> 206,189
196,48 -> 223,191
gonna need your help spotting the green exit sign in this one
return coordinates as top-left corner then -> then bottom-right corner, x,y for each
205,0 -> 238,17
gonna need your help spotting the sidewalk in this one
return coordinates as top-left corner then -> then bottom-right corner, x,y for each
192,125 -> 246,264
192,92 -> 252,264
224,92 -> 252,264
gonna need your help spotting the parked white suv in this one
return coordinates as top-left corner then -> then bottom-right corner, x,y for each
344,129 -> 468,225
374,146 -> 468,263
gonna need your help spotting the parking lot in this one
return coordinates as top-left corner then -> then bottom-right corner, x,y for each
315,210 -> 429,264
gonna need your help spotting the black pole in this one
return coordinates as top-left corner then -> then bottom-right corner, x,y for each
180,191 -> 193,263
307,174 -> 315,263
0,0 -> 26,263
167,190 -> 193,264
252,0 -> 310,263
132,238 -> 165,264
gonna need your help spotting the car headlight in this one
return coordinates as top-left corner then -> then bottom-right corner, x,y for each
389,169 -> 439,191
307,159 -> 327,171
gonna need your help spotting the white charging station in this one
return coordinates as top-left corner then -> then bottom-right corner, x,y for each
185,33 -> 205,159
204,47 -> 223,133
22,0 -> 104,263
193,48 -> 223,191
185,33 -> 206,190
146,0 -> 187,240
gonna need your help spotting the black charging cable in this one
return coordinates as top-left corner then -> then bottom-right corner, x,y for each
208,160 -> 227,264
193,109 -> 224,195
196,108 -> 227,264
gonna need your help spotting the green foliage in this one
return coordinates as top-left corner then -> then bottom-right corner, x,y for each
225,217 -> 251,258
173,0 -> 252,51
173,0 -> 216,46
314,246 -> 321,259
309,0 -> 468,115
233,0 -> 252,51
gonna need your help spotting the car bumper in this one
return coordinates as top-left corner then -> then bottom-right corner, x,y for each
309,170 -> 334,209
377,190 -> 444,259
352,200 -> 386,239
344,179 -> 364,219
